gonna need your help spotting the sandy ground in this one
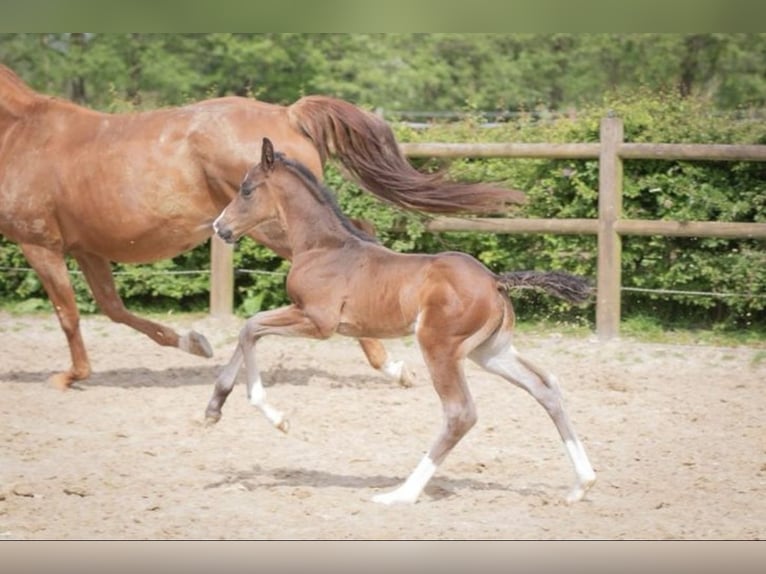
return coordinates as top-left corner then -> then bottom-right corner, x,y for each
0,311 -> 764,540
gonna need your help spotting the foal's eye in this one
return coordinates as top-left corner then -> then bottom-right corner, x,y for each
241,185 -> 254,198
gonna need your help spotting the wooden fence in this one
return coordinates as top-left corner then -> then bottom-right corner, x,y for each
209,115 -> 766,339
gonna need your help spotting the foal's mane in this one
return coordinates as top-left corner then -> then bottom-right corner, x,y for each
274,152 -> 378,244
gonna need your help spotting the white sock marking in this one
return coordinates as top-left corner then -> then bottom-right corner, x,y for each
564,439 -> 596,502
249,376 -> 286,429
380,359 -> 404,381
372,455 -> 438,505
565,439 -> 595,483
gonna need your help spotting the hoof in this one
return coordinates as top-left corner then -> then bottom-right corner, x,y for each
204,411 -> 222,426
372,490 -> 417,506
47,369 -> 88,391
180,331 -> 214,358
381,360 -> 414,388
565,476 -> 596,504
275,418 -> 290,434
48,372 -> 73,391
398,364 -> 415,388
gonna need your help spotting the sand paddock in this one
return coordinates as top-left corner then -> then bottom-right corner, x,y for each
1,312 -> 763,539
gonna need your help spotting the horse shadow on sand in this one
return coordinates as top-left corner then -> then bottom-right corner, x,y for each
0,364 -> 385,390
203,463 -> 555,502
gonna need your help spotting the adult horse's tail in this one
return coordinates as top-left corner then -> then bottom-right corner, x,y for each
288,96 -> 526,214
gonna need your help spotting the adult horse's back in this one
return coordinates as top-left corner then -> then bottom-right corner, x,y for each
0,64 -> 525,388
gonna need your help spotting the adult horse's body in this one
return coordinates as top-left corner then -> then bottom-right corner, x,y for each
0,64 -> 525,389
207,138 -> 595,505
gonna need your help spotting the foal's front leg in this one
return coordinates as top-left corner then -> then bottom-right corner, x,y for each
205,305 -> 327,428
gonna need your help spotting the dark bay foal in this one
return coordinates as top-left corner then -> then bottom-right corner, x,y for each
206,138 -> 596,504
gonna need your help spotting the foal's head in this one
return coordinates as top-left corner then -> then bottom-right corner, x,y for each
214,137 -> 378,246
213,138 -> 285,244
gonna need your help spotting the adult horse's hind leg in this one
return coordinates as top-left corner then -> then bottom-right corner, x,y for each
469,335 -> 596,503
357,338 -> 414,388
73,252 -> 213,358
19,244 -> 91,389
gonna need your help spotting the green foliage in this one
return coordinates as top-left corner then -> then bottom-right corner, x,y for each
403,92 -> 765,330
231,239 -> 291,315
3,34 -> 766,112
0,242 -> 212,314
111,250 -> 211,313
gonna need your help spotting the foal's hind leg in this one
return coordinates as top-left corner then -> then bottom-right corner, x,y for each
357,338 -> 414,388
73,252 -> 213,358
373,346 -> 477,505
20,244 -> 91,389
469,338 -> 596,503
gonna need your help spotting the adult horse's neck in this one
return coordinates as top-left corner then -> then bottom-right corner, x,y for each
0,65 -> 41,120
275,160 -> 366,255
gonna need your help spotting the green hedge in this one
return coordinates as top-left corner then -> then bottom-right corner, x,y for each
1,91 -> 764,331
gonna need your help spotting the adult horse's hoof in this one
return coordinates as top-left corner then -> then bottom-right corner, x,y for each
48,367 -> 88,391
48,372 -> 74,391
180,331 -> 214,358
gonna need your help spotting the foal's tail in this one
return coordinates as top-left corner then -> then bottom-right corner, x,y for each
288,96 -> 526,214
497,270 -> 593,304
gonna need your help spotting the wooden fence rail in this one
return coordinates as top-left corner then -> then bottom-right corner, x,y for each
209,116 -> 766,338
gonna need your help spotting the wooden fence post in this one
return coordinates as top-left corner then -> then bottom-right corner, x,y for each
597,114 -> 624,339
210,235 -> 234,317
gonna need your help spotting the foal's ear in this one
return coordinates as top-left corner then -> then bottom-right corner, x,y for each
261,137 -> 275,172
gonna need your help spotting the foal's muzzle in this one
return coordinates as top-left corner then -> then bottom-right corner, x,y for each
217,227 -> 235,244
212,214 -> 236,244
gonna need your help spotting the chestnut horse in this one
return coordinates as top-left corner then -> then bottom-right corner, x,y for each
207,138 -> 596,505
0,64 -> 525,389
